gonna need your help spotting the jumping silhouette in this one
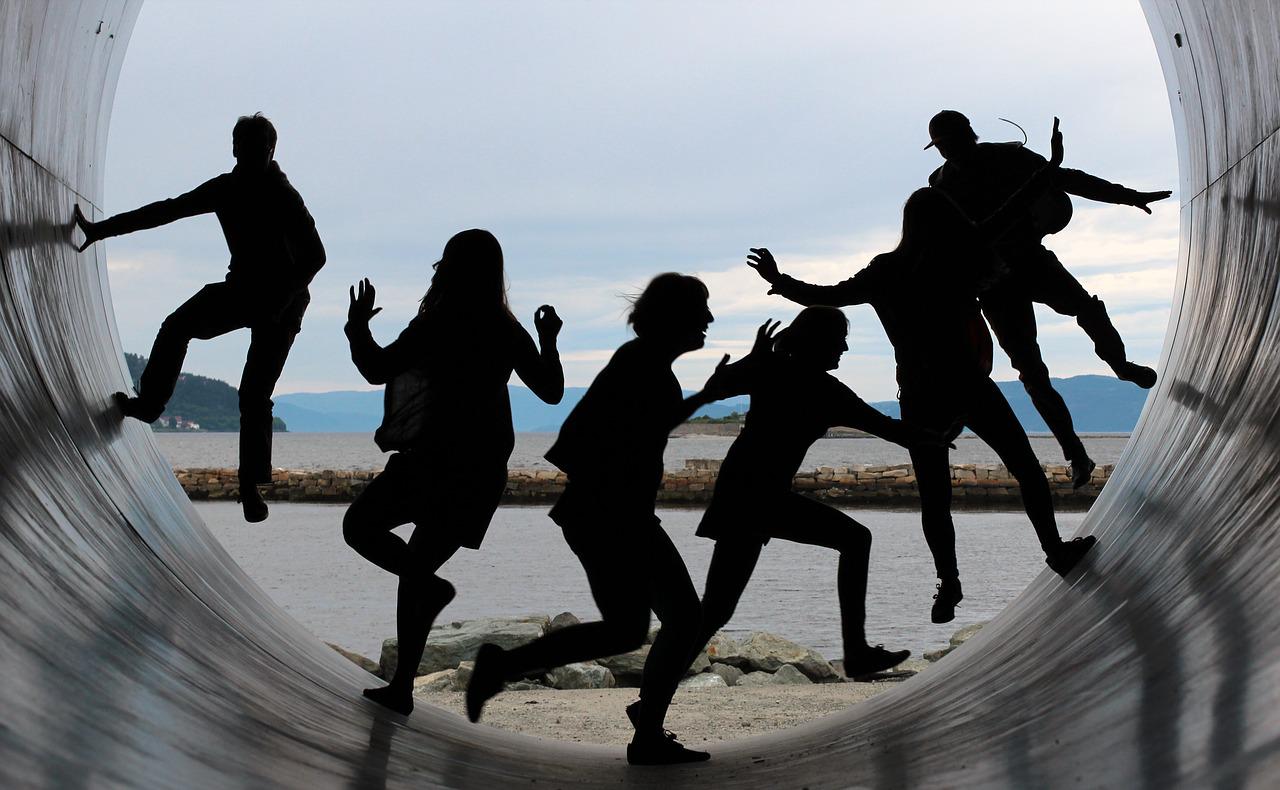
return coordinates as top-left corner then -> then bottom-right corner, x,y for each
690,309 -> 944,680
750,119 -> 1096,625
466,273 -> 736,766
73,113 -> 325,522
925,110 -> 1171,488
344,229 -> 563,717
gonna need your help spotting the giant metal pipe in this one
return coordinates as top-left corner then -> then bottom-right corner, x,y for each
1,2 -> 1277,787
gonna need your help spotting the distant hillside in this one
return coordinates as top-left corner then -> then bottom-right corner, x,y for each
124,353 -> 287,432
868,374 -> 1148,432
274,374 -> 1146,434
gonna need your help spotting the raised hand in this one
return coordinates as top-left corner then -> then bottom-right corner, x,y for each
73,204 -> 99,253
747,247 -> 781,283
701,353 -> 734,400
748,319 -> 782,357
534,305 -> 562,340
347,278 -> 382,324
1131,190 -> 1172,214
1049,117 -> 1063,167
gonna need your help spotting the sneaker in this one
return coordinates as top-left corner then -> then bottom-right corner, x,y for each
626,733 -> 710,766
362,685 -> 413,716
931,577 -> 963,624
112,391 -> 163,423
844,644 -> 911,678
1046,535 -> 1097,576
1071,457 -> 1097,490
239,484 -> 269,523
626,700 -> 681,741
466,643 -> 506,723
1110,361 -> 1157,389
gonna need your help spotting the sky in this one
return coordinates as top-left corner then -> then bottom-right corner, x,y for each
101,1 -> 1180,402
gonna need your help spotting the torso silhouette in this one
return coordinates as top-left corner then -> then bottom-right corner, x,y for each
546,338 -> 681,513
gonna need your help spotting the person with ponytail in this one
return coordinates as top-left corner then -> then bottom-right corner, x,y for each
690,307 -> 941,679
343,229 -> 563,716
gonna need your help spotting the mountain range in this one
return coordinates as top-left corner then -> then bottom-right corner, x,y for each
275,374 -> 1148,434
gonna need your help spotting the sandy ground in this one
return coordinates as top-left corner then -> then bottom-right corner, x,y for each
418,681 -> 901,746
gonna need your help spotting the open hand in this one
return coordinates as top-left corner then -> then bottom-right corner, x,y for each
701,353 -> 734,400
1131,190 -> 1172,214
747,247 -> 780,283
73,204 -> 99,252
348,278 -> 382,324
749,319 -> 782,356
1049,117 -> 1063,167
534,305 -> 562,340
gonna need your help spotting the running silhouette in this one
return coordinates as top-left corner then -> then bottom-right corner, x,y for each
466,273 -> 735,766
344,229 -> 563,717
750,119 -> 1096,625
691,309 -> 945,680
73,113 -> 325,523
926,110 -> 1171,489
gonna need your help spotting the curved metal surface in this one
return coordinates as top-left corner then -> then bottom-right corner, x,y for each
1,1 -> 1278,787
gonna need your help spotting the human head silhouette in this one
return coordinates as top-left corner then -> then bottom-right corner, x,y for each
232,113 -> 277,171
924,110 -> 978,161
420,229 -> 512,317
628,273 -> 712,354
774,306 -> 849,371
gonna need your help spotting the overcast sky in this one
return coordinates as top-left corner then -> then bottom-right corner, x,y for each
102,1 -> 1179,401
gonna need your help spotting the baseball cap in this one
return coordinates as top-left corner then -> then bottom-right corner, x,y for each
924,110 -> 974,150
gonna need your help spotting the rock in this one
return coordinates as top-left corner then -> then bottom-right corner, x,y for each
412,669 -> 457,693
923,647 -> 953,662
708,663 -> 744,687
327,643 -> 380,676
545,662 -> 616,690
453,661 -> 474,690
679,673 -> 728,690
738,632 -> 836,681
599,644 -> 650,680
897,659 -> 931,674
736,671 -> 777,687
504,679 -> 547,692
548,612 -> 580,632
770,664 -> 813,685
686,650 -> 711,676
379,615 -> 549,678
703,633 -> 749,667
949,621 -> 987,648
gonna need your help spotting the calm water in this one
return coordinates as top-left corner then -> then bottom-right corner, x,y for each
198,502 -> 1088,662
157,431 -> 1133,471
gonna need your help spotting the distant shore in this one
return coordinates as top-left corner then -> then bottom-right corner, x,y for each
175,458 -> 1110,509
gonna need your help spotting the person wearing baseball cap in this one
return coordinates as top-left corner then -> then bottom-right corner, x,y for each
924,110 -> 1170,510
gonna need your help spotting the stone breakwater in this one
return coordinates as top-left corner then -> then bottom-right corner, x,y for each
175,459 -> 1110,507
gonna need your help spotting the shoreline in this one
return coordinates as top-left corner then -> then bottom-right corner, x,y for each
175,459 -> 1110,508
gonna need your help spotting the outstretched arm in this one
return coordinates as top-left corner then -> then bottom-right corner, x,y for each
831,385 -> 950,450
512,306 -> 565,404
74,177 -> 223,252
748,248 -> 874,307
1056,168 -> 1171,214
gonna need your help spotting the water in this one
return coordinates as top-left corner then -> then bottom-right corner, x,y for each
157,431 -> 1133,471
197,502 -> 1087,662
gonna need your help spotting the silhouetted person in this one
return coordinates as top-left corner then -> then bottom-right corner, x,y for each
692,309 -> 943,679
73,113 -> 325,522
926,110 -> 1171,488
344,229 -> 563,717
751,120 -> 1095,625
467,273 -> 735,766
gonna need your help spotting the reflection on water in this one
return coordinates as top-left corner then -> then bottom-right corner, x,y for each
198,502 -> 1087,661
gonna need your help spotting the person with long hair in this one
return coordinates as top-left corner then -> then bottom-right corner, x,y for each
748,120 -> 1095,625
466,273 -> 734,766
692,308 -> 942,679
344,229 -> 563,716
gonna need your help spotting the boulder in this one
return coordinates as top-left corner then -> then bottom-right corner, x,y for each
770,664 -> 813,685
679,673 -> 728,690
738,632 -> 837,681
545,662 -> 616,690
923,647 -> 953,662
548,612 -> 580,632
412,669 -> 457,693
703,633 -> 749,667
897,659 -> 931,674
687,650 -> 711,676
736,671 -> 777,687
949,622 -> 987,647
599,645 -> 650,680
708,663 -> 744,687
504,679 -> 547,692
379,615 -> 549,678
327,643 -> 380,676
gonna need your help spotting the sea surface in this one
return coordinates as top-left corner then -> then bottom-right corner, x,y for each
197,502 -> 1089,663
156,431 -> 1134,472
